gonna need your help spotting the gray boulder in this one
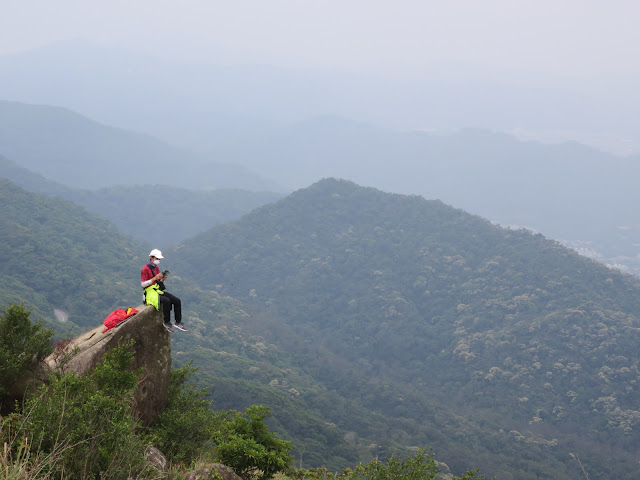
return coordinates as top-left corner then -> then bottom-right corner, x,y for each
145,445 -> 169,472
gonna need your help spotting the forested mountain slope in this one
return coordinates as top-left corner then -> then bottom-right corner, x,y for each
67,185 -> 282,246
0,177 -> 369,474
0,154 -> 71,196
0,179 -> 143,330
5,174 -> 640,477
172,178 -> 640,479
0,155 -> 283,245
220,119 -> 640,275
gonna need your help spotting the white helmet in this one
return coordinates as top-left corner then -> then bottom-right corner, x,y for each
149,248 -> 164,259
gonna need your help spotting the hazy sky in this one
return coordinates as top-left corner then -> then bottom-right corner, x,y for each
3,1 -> 639,155
3,0 -> 640,80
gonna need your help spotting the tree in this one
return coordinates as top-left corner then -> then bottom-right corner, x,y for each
0,304 -> 53,398
343,449 -> 487,480
150,362 -> 228,464
150,365 -> 293,479
290,449 -> 488,480
214,405 -> 293,480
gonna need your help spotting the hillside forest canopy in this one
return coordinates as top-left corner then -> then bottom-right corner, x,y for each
2,176 -> 640,478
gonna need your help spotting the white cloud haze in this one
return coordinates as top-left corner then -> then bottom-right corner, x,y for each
3,0 -> 640,78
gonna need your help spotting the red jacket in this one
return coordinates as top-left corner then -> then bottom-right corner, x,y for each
141,263 -> 161,288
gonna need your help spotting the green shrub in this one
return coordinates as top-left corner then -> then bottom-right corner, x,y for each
1,339 -> 150,479
213,405 -> 293,480
150,365 -> 293,480
345,449 -> 440,480
0,304 -> 53,398
288,450 -> 488,480
150,362 -> 227,465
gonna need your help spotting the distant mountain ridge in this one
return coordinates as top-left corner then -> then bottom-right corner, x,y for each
0,100 -> 282,191
3,96 -> 639,276
171,178 -> 640,479
215,119 -> 640,275
1,39 -> 638,156
0,155 -> 283,245
3,40 -> 640,278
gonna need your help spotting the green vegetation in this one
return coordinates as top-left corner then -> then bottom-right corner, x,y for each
4,176 -> 640,478
0,332 -> 485,479
0,179 -> 144,330
2,157 -> 283,247
288,449 -> 487,480
172,178 -> 640,479
213,405 -> 293,480
0,304 -> 52,398
1,155 -> 283,246
2,340 -> 151,479
0,317 -> 295,479
151,362 -> 224,465
68,185 -> 282,246
152,363 -> 294,479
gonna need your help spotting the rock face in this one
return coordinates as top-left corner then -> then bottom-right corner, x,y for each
145,445 -> 169,472
8,304 -> 172,426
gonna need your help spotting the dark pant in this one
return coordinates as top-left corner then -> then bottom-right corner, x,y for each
159,291 -> 182,324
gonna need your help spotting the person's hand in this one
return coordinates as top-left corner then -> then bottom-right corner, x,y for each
155,273 -> 163,281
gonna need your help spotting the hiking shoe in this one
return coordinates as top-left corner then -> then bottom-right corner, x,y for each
163,322 -> 175,333
174,323 -> 188,332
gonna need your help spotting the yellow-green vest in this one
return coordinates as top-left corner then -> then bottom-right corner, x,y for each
144,284 -> 164,310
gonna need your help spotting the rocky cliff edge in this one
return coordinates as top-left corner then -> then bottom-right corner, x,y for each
8,304 -> 172,426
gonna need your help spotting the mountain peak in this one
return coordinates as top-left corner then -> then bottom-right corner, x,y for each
172,179 -> 640,476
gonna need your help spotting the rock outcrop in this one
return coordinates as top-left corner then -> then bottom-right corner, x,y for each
183,464 -> 243,480
145,446 -> 169,472
143,446 -> 243,480
7,304 -> 172,426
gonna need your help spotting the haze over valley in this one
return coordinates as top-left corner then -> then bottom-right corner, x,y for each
2,98 -> 639,275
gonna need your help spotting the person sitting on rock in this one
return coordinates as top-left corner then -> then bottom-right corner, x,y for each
141,249 -> 187,333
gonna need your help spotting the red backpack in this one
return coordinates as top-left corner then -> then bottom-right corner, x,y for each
102,307 -> 139,333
